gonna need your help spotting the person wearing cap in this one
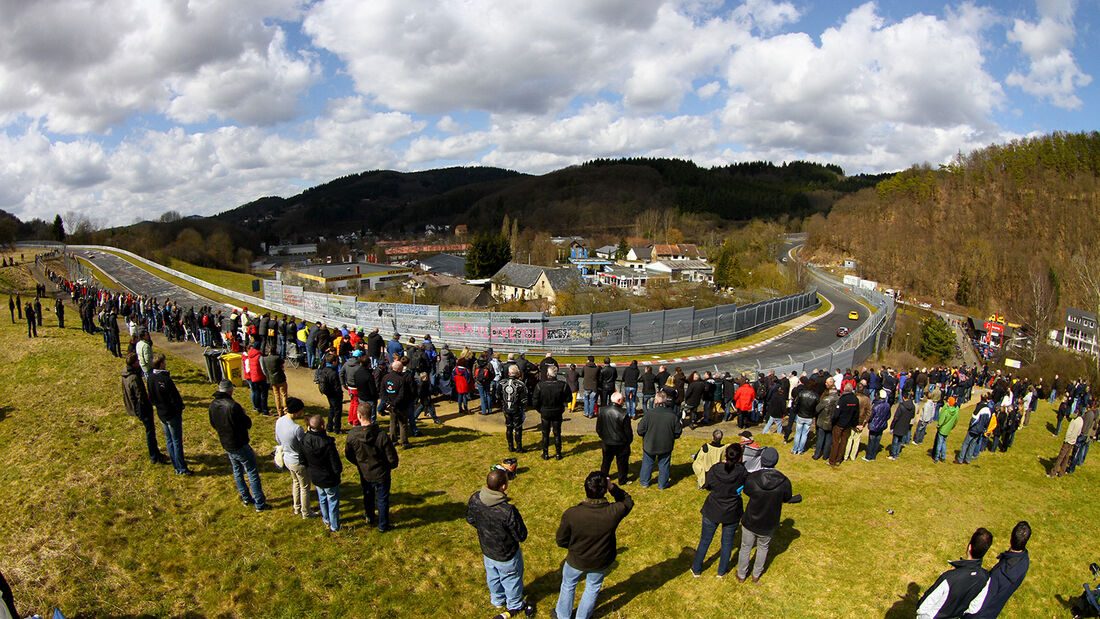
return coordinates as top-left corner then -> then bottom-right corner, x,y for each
863,389 -> 892,461
342,349 -> 363,427
933,397 -> 960,462
275,397 -> 317,518
737,446 -> 801,582
386,332 -> 404,363
739,431 -> 763,473
636,388 -> 683,489
208,380 -> 270,512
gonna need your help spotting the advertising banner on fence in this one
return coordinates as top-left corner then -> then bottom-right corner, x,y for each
441,310 -> 491,341
396,303 -> 440,334
489,312 -> 546,345
327,294 -> 358,323
262,279 -> 283,304
282,285 -> 304,309
545,315 -> 591,346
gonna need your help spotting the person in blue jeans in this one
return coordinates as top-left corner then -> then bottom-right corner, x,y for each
691,444 -> 746,578
466,469 -> 533,619
636,390 -> 682,489
957,396 -> 993,464
208,380 -> 270,511
301,414 -> 343,533
555,472 -> 633,619
345,406 -> 399,532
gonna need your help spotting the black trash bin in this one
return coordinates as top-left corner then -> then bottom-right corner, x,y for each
204,348 -> 224,383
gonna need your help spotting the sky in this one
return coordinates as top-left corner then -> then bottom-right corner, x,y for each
0,0 -> 1096,229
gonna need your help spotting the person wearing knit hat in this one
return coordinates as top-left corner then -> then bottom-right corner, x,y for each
737,446 -> 801,583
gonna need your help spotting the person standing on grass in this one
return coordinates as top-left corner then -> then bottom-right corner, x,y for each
965,521 -> 1030,619
691,430 -> 727,489
532,365 -> 571,461
812,378 -> 838,460
1049,407 -> 1083,477
958,395 -> 994,464
122,352 -> 168,466
301,414 -> 342,533
598,357 -> 617,408
845,380 -> 872,461
316,354 -> 343,434
500,365 -> 528,453
147,353 -> 192,475
276,397 -> 317,519
54,297 -> 64,328
581,356 -> 599,418
261,344 -> 288,417
341,349 -> 362,427
208,380 -> 270,512
915,527 -> 992,619
554,471 -> 634,619
933,398 -> 960,463
33,296 -> 41,327
737,447 -> 801,583
828,384 -> 859,466
636,389 -> 683,489
23,301 -> 36,338
381,359 -> 414,448
466,469 -> 534,619
690,443 -> 746,578
596,391 -> 632,486
1067,405 -> 1097,474
620,360 -> 639,418
346,404 -> 399,533
913,394 -> 936,445
7,295 -> 13,323
888,391 -> 916,460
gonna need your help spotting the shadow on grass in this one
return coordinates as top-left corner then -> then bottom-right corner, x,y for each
1038,455 -> 1057,475
763,518 -> 801,571
92,613 -> 221,619
416,428 -> 482,448
883,581 -> 921,619
597,546 -> 694,615
392,499 -> 465,529
569,438 -> 602,457
1046,421 -> 1058,435
0,405 -> 10,422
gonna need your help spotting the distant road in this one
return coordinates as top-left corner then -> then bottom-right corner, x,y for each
80,249 -> 229,311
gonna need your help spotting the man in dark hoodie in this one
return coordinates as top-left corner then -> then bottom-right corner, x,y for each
554,471 -> 633,619
964,521 -> 1030,618
466,469 -> 534,619
637,389 -> 683,489
598,357 -> 617,407
122,351 -> 168,465
147,353 -> 192,475
581,356 -> 600,418
916,528 -> 993,619
888,390 -> 916,460
208,380 -> 270,511
737,447 -> 801,582
596,392 -> 632,485
532,365 -> 572,460
316,353 -> 343,434
301,414 -> 342,533
346,406 -> 399,532
829,383 -> 860,466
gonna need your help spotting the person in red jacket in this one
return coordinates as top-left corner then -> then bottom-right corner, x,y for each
734,380 -> 756,429
454,365 -> 473,414
244,343 -> 270,416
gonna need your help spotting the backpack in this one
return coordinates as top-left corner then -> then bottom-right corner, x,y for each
475,365 -> 491,385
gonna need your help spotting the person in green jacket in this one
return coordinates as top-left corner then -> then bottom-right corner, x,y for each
933,397 -> 960,462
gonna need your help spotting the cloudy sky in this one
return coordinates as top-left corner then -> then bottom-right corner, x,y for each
0,0 -> 1095,228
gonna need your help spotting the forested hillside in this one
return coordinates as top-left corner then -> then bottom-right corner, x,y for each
805,131 -> 1100,329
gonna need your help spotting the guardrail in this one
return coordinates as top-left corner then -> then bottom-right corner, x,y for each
54,244 -> 822,356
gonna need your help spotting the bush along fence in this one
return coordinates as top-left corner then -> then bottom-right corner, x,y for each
55,244 -> 822,356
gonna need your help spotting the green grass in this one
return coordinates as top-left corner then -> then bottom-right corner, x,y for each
163,257 -> 269,296
1,309 -> 1093,617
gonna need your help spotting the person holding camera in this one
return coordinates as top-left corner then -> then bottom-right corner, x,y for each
466,469 -> 534,619
554,471 -> 634,619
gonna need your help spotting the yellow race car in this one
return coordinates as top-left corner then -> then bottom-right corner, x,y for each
848,311 -> 859,320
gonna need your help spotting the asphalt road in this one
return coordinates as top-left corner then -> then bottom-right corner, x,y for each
677,242 -> 868,375
80,244 -> 869,373
80,249 -> 232,311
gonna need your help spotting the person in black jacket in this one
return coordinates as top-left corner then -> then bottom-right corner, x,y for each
316,354 -> 343,434
691,443 -> 747,577
208,380 -> 270,511
829,384 -> 860,466
301,414 -> 342,532
466,469 -> 533,619
597,358 -> 617,407
620,360 -> 639,418
636,389 -> 683,489
54,297 -> 64,328
968,521 -> 1030,618
123,351 -> 167,465
554,471 -> 633,619
915,528 -> 993,618
499,366 -> 528,453
532,366 -> 572,460
640,365 -> 657,416
346,407 -> 399,532
738,447 -> 801,582
683,372 -> 706,429
596,392 -> 632,485
889,391 -> 916,460
353,355 -> 379,424
381,360 -> 415,448
147,353 -> 192,475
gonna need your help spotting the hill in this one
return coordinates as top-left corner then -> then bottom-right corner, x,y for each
805,131 -> 1100,328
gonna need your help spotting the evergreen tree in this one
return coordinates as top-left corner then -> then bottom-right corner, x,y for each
615,237 -> 629,260
465,233 -> 512,278
51,214 -> 65,242
918,317 -> 955,363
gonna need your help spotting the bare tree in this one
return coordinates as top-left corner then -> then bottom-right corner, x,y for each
1025,261 -> 1055,363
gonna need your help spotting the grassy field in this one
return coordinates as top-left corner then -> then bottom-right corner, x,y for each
162,257 -> 269,296
1,292 -> 1095,616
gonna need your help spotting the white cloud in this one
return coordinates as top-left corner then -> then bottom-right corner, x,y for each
1006,0 -> 1091,109
719,2 -> 1005,170
0,0 -> 312,133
